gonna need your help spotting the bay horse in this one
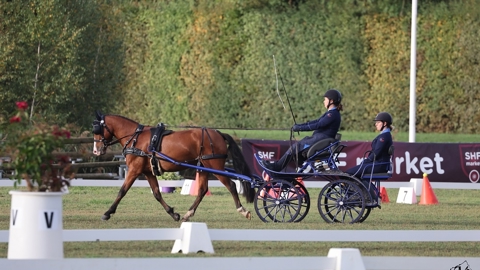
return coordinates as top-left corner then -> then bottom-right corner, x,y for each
91,111 -> 255,222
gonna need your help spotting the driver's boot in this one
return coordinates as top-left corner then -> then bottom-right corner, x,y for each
362,180 -> 377,206
263,152 -> 292,171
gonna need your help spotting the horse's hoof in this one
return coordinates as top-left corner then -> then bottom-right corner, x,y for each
101,215 -> 110,221
181,217 -> 189,222
246,211 -> 252,220
173,213 -> 181,222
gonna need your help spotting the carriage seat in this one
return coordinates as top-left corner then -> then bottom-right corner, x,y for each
360,145 -> 395,181
304,133 -> 342,159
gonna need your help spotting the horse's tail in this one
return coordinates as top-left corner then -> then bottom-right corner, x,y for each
218,131 -> 255,203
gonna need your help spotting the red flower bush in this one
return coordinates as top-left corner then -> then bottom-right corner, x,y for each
0,102 -> 73,191
9,116 -> 21,123
15,101 -> 28,110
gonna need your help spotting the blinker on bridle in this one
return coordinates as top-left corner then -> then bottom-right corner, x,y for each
92,119 -> 115,152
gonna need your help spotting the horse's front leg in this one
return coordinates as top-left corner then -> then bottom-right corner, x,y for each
145,172 -> 180,221
102,170 -> 139,221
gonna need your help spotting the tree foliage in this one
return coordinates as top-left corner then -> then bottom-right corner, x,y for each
0,0 -> 123,128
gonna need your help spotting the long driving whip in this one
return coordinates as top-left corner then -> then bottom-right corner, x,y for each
273,55 -> 301,168
273,55 -> 297,125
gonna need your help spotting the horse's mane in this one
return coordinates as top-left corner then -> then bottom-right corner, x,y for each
106,114 -> 158,130
106,114 -> 142,125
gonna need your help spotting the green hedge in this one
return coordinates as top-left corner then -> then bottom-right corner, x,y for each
113,0 -> 480,133
3,1 -> 479,134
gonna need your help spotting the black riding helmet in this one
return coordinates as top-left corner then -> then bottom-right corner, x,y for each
374,112 -> 393,125
324,89 -> 342,104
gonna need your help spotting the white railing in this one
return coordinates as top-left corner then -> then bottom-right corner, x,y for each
1,180 -> 479,269
1,179 -> 480,190
1,228 -> 480,243
0,256 -> 478,270
0,224 -> 479,270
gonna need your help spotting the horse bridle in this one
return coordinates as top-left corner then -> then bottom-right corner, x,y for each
92,116 -> 144,154
92,118 -> 118,153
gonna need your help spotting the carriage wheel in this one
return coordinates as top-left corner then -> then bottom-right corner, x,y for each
317,179 -> 365,224
357,207 -> 372,223
291,180 -> 310,222
254,179 -> 302,223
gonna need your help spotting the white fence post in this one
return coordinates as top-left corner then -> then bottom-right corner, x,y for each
410,178 -> 423,196
327,248 -> 366,270
171,222 -> 214,254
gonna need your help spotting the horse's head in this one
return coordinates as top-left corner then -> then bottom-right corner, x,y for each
92,111 -> 113,156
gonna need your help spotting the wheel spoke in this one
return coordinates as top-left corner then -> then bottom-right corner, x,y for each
332,208 -> 342,222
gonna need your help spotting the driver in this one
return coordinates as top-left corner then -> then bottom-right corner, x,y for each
263,89 -> 342,171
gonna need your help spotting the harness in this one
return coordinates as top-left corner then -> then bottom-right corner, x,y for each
199,128 -> 228,161
92,116 -> 227,176
148,123 -> 172,175
122,124 -> 147,157
93,116 -> 153,163
147,127 -> 227,175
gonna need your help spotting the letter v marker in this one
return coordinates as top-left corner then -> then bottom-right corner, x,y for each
11,209 -> 18,226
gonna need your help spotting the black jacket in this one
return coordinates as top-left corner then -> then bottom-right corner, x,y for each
294,108 -> 341,139
367,131 -> 393,163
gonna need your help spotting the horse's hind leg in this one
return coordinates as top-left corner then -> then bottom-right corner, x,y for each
181,171 -> 209,222
215,174 -> 251,220
145,172 -> 180,221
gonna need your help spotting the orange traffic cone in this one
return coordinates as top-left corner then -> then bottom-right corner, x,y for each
419,173 -> 438,205
295,177 -> 305,187
380,187 -> 390,203
189,171 -> 211,196
288,177 -> 306,199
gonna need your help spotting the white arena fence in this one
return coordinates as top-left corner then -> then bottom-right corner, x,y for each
1,224 -> 480,270
0,253 -> 479,270
0,255 -> 477,270
1,227 -> 479,243
1,179 -> 480,190
1,179 -> 479,270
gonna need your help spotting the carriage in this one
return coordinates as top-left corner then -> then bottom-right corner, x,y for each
92,112 -> 394,224
252,134 -> 395,223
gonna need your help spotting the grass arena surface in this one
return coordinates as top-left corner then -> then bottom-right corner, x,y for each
0,186 -> 479,258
